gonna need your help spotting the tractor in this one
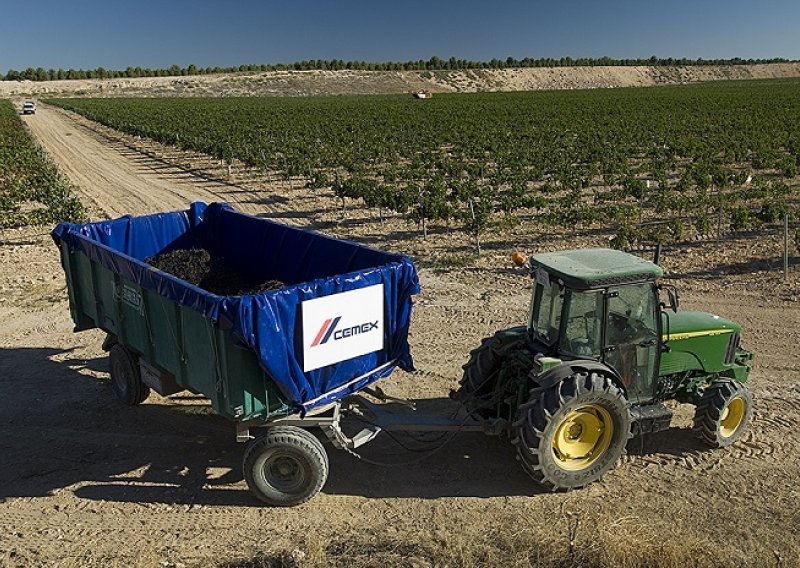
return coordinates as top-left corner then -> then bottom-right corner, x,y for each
455,248 -> 754,489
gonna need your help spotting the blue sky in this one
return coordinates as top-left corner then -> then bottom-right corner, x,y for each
2,0 -> 799,71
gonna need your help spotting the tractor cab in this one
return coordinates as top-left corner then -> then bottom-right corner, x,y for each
527,248 -> 663,402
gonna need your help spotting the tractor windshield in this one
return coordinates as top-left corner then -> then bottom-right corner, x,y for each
561,290 -> 604,358
532,282 -> 563,346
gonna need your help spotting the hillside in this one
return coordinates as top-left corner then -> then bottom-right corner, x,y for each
2,63 -> 800,97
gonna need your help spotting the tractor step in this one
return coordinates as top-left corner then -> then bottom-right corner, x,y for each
630,403 -> 673,436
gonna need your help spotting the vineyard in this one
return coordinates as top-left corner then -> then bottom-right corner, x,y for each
0,100 -> 84,229
49,80 -> 800,250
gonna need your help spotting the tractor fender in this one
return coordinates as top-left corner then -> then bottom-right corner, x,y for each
532,359 -> 628,398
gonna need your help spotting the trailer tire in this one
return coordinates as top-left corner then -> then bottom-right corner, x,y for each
109,344 -> 150,405
243,426 -> 329,507
512,371 -> 630,490
693,380 -> 752,448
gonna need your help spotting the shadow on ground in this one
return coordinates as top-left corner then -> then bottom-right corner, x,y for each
0,346 -> 711,508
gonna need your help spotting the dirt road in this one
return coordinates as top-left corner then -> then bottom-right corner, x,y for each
1,107 -> 798,567
21,105 -> 306,224
22,105 -> 219,218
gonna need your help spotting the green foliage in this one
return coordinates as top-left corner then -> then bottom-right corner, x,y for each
308,170 -> 330,189
778,155 -> 798,178
45,79 -> 800,243
729,206 -> 755,232
0,100 -> 85,229
668,218 -> 685,240
610,223 -> 639,250
694,213 -> 713,236
756,199 -> 789,224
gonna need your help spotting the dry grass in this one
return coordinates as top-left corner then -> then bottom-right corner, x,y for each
5,507 -> 783,568
211,508 -> 786,568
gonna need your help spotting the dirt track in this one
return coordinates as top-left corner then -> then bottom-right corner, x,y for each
1,107 -> 799,567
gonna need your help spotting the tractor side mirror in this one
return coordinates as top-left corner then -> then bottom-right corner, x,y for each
667,288 -> 679,312
658,284 -> 679,313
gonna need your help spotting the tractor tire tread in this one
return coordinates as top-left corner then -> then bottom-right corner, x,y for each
512,371 -> 630,491
692,380 -> 752,448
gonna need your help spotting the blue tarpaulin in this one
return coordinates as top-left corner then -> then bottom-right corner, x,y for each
52,202 -> 420,412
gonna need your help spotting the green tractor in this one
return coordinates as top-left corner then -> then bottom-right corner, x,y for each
456,248 -> 754,489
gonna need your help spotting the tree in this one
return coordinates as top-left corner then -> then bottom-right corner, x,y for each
428,56 -> 443,70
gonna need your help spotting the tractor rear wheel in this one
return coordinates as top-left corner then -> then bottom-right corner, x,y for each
243,426 -> 329,507
109,344 -> 150,405
693,380 -> 752,448
512,371 -> 630,490
455,333 -> 502,417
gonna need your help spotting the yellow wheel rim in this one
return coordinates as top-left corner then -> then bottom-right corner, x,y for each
551,404 -> 614,471
719,396 -> 746,438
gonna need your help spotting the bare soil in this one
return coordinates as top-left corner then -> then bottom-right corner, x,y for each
2,63 -> 800,99
0,105 -> 798,567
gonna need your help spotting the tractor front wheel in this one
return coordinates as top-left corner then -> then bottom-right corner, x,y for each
513,371 -> 631,490
693,380 -> 752,448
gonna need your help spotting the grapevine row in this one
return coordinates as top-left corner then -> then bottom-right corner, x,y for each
48,80 -> 800,249
0,100 -> 85,229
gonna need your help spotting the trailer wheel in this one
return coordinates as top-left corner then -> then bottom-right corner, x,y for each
512,371 -> 630,490
109,344 -> 150,405
243,426 -> 329,507
693,380 -> 752,448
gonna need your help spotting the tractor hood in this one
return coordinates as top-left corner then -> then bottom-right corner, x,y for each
659,310 -> 745,378
664,311 -> 740,341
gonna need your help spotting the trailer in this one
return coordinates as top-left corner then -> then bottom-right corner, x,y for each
52,202 -> 483,505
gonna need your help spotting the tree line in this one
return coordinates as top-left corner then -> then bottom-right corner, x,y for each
3,56 -> 794,82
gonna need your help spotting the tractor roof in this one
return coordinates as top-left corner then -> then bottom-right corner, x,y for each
530,248 -> 663,290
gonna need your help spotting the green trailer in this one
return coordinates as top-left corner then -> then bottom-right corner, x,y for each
53,202 -> 422,505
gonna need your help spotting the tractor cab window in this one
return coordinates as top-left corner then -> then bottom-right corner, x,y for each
561,290 -> 604,358
607,284 -> 658,345
605,283 -> 659,402
532,282 -> 563,346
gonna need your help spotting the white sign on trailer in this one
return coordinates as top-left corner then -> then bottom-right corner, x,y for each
301,284 -> 384,372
